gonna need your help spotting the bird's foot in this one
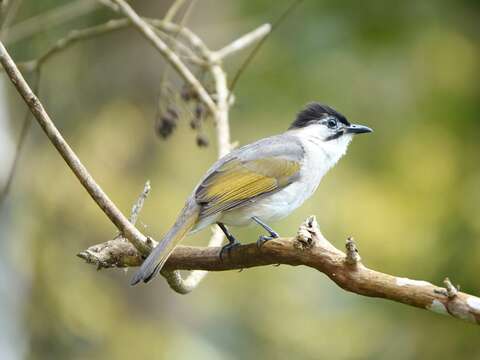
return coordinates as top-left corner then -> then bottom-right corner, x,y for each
256,232 -> 279,248
220,240 -> 240,261
217,222 -> 241,261
252,216 -> 279,248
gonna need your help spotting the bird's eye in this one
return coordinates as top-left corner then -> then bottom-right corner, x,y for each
326,119 -> 337,129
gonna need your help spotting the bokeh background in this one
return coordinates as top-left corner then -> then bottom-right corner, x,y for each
1,0 -> 479,359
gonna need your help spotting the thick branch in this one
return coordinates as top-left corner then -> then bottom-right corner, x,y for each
4,0 -> 476,328
2,3 -> 268,293
79,216 -> 480,325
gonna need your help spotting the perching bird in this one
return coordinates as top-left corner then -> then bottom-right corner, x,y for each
131,102 -> 372,285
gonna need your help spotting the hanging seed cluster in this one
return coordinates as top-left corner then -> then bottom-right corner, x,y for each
156,106 -> 178,139
155,83 -> 210,147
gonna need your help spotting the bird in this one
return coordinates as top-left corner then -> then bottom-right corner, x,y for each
131,102 -> 372,285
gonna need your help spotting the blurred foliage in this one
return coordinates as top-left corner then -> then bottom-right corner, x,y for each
1,0 -> 480,359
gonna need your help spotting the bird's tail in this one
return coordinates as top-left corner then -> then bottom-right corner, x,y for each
130,202 -> 200,285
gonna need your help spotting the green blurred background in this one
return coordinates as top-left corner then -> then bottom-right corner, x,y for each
1,0 -> 479,359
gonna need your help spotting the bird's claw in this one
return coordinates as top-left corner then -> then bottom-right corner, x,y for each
219,241 -> 240,261
256,235 -> 276,248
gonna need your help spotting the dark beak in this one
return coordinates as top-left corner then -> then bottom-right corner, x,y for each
345,123 -> 373,135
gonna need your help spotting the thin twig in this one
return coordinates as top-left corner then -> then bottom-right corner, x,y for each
156,0 -> 198,128
157,31 -> 204,65
29,20 -> 132,70
0,0 -> 22,39
105,0 -> 228,294
5,0 -> 103,45
152,0 -> 224,294
164,0 -> 186,23
0,40 -> 152,255
100,0 -> 277,293
345,236 -> 361,265
110,0 -> 217,115
96,0 -> 119,12
129,180 -> 151,225
6,18 -> 206,73
157,0 -> 224,294
78,180 -> 155,270
2,0 -> 275,294
0,68 -> 40,206
443,277 -> 459,299
3,0 -> 478,327
213,23 -> 271,61
2,2 -> 269,293
0,0 -> 9,15
162,39 -> 232,292
228,0 -> 304,94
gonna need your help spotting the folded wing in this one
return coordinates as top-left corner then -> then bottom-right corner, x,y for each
195,156 -> 301,217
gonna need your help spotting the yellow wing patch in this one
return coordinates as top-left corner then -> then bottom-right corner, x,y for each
196,157 -> 300,217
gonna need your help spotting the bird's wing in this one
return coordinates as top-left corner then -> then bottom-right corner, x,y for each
195,136 -> 304,218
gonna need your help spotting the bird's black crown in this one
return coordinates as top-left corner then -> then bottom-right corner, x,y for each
289,102 -> 350,129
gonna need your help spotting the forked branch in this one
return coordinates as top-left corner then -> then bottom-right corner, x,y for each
0,40 -> 153,257
78,216 -> 480,325
0,0 -> 271,293
2,2 -> 478,325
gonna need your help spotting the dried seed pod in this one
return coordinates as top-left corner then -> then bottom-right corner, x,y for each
194,103 -> 205,119
181,84 -> 198,102
155,115 -> 177,139
190,118 -> 199,130
196,133 -> 209,147
190,102 -> 206,130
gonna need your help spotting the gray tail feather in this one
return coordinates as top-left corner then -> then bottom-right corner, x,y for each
130,202 -> 199,286
130,237 -> 173,285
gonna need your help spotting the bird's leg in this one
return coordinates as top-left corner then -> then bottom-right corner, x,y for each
252,216 -> 279,247
217,222 -> 240,260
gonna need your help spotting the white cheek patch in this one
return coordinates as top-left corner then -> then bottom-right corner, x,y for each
396,277 -> 431,287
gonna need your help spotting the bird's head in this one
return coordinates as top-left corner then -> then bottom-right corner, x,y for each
288,102 -> 373,143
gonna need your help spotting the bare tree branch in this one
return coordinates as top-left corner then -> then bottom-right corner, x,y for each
5,18 -> 207,73
153,0 -> 222,294
156,0 -> 200,141
164,0 -> 186,23
0,0 -> 22,39
101,0 -> 269,293
1,0 -> 271,293
212,23 -> 271,61
78,216 -> 480,325
5,0 -> 104,45
0,40 -> 152,256
129,180 -> 151,225
106,0 -> 225,293
3,9 -> 479,326
110,0 -> 217,115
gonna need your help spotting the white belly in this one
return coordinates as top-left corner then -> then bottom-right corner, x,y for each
219,166 -> 323,227
192,131 -> 351,231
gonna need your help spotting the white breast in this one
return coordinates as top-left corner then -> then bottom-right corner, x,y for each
220,129 -> 352,227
